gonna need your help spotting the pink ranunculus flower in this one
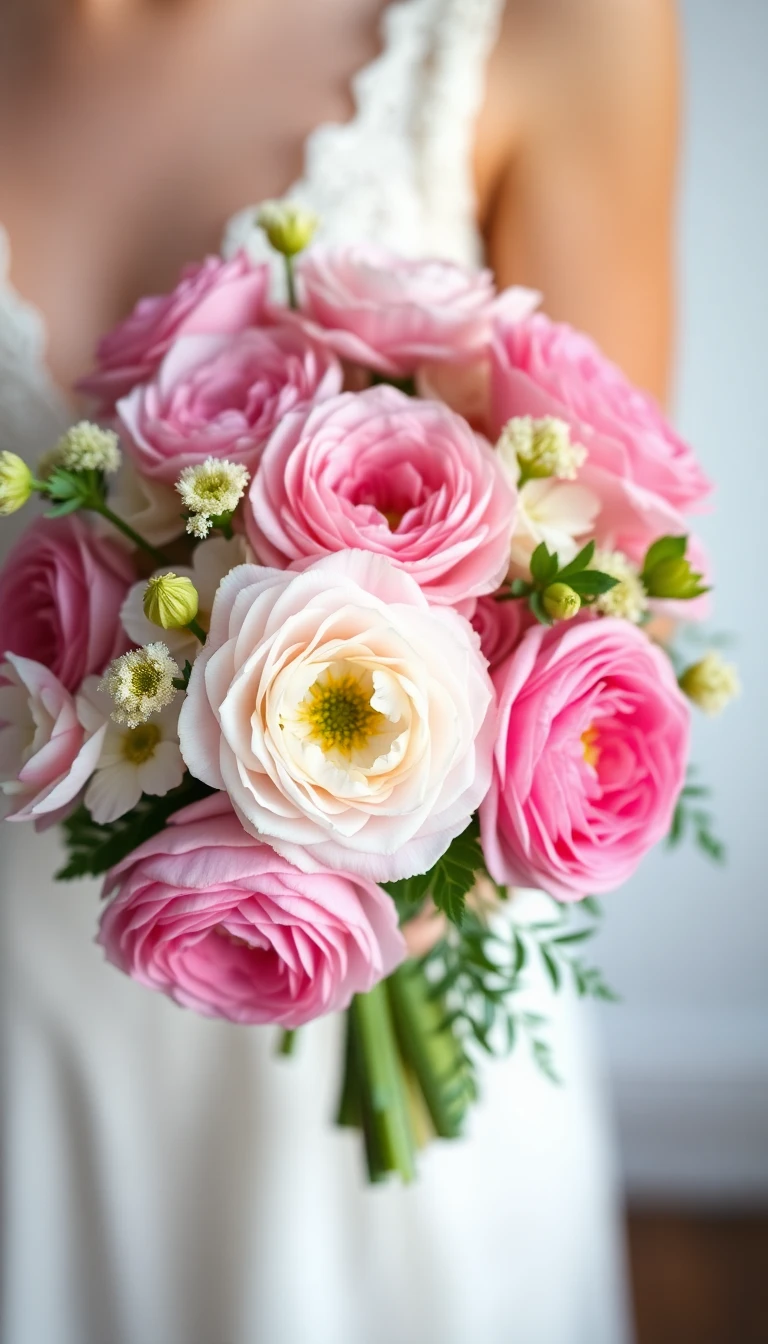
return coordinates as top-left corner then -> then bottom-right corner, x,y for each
98,796 -> 406,1026
117,325 -> 343,484
78,251 -> 269,411
0,654 -> 106,822
178,550 -> 495,882
0,514 -> 134,693
246,386 -> 517,607
480,617 -> 690,901
293,244 -> 500,377
470,594 -> 533,672
490,314 -> 712,515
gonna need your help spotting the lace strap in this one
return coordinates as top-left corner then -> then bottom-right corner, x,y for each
416,0 -> 507,264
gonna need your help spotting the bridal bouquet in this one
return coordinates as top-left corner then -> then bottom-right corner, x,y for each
0,204 -> 737,1181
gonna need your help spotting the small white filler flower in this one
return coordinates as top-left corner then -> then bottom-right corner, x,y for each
592,548 -> 649,624
176,457 -> 250,539
77,680 -> 184,823
680,651 -> 741,715
496,415 -> 587,484
496,416 -> 597,577
99,642 -> 180,728
54,421 -> 122,474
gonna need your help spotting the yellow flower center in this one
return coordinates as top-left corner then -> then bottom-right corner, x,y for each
121,722 -> 162,765
581,725 -> 601,769
297,671 -> 385,758
383,510 -> 403,531
129,662 -> 163,698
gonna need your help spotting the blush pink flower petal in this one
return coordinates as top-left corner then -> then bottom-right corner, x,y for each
0,654 -> 107,822
0,515 -> 134,692
78,251 -> 269,411
293,244 -> 500,376
98,805 -> 406,1026
491,314 -> 712,515
117,325 -> 343,483
480,618 -> 690,901
246,386 -> 517,606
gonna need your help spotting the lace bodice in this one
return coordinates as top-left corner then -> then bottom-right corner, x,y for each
0,0 -> 504,479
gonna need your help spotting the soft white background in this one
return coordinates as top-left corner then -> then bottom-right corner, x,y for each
595,0 -> 768,1201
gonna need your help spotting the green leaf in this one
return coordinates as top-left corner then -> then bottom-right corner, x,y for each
382,870 -> 434,923
642,534 -> 687,575
530,542 -> 559,586
565,570 -> 619,597
581,896 -> 603,919
540,946 -> 561,991
528,590 -> 551,626
556,540 -> 596,581
45,497 -> 84,518
429,822 -> 485,927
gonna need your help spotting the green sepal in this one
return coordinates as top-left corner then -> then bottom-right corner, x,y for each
566,570 -> 619,598
556,540 -> 596,581
530,542 -> 559,586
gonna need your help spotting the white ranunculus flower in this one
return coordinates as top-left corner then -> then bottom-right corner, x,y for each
509,478 -> 600,575
178,550 -> 495,881
77,678 -> 184,824
121,535 -> 245,665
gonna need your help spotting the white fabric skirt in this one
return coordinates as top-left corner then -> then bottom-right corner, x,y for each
1,825 -> 631,1344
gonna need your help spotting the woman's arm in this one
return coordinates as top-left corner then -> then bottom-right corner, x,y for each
475,0 -> 680,403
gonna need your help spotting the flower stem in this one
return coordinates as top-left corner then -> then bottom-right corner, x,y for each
386,961 -> 469,1140
349,983 -> 416,1184
276,1028 -> 298,1057
185,617 -> 207,645
284,254 -> 298,310
93,502 -> 170,565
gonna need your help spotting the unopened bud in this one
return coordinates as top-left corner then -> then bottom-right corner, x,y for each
0,451 -> 34,515
143,573 -> 199,630
680,652 -> 740,715
257,200 -> 319,257
643,555 -> 707,600
543,582 -> 581,621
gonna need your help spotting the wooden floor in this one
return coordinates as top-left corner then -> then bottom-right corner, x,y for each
627,1211 -> 768,1344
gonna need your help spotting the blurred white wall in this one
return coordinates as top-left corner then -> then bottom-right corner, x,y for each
595,0 -> 768,1202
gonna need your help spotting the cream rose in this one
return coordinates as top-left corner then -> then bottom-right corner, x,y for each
178,551 -> 495,880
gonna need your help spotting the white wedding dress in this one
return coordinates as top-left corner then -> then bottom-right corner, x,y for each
0,3 -> 631,1341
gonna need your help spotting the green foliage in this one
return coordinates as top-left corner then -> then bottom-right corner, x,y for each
383,819 -> 485,928
668,766 -> 726,863
641,534 -> 709,600
420,896 -> 617,1089
56,775 -> 214,881
499,539 -> 618,625
44,466 -> 104,518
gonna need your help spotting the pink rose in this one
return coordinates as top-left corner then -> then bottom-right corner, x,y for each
293,244 -> 498,376
98,798 -> 405,1026
78,252 -> 269,411
490,314 -> 712,515
470,594 -> 533,672
179,550 -> 494,881
480,618 -> 690,901
0,655 -> 106,822
117,325 -> 342,483
246,387 -> 516,607
0,515 -> 134,693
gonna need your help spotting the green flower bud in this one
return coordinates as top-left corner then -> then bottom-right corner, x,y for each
143,573 -> 199,630
542,582 -> 581,621
0,451 -> 34,515
643,555 -> 707,600
680,652 -> 740,715
257,201 -> 319,257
